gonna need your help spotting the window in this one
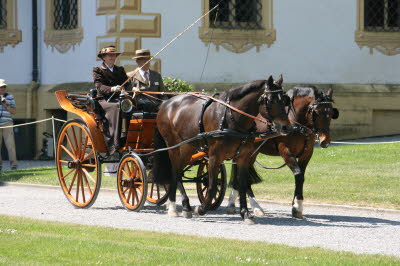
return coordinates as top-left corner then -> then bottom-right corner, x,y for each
209,0 -> 263,30
199,0 -> 276,53
355,0 -> 400,55
0,0 -> 6,30
53,0 -> 78,30
0,0 -> 21,52
44,0 -> 83,53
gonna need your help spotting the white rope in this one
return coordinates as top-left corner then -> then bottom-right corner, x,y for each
0,117 -> 67,129
331,140 -> 400,145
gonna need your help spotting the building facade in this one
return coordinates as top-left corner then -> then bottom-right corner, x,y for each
1,0 -> 400,157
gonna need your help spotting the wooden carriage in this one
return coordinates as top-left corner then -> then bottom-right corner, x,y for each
55,90 -> 227,211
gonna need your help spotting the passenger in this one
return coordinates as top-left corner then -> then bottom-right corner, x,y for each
93,45 -> 131,154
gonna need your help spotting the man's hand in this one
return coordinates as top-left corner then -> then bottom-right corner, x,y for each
0,96 -> 6,104
111,85 -> 121,92
132,87 -> 140,92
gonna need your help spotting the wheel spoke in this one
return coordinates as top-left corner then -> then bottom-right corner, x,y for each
149,183 -> 154,198
81,164 -> 97,168
80,172 -> 86,202
61,168 -> 75,180
82,172 -> 93,195
81,136 -> 88,160
126,162 -> 132,176
202,186 -> 207,193
157,184 -> 161,199
82,150 -> 94,162
134,188 -> 140,204
68,171 -> 78,194
78,127 -> 82,159
71,126 -> 79,156
61,145 -> 76,160
65,132 -> 76,155
60,160 -> 69,164
127,188 -> 132,203
122,169 -> 130,178
75,172 -> 81,202
123,185 -> 129,194
82,168 -> 96,184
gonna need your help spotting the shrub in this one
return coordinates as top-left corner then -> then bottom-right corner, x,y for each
162,77 -> 194,93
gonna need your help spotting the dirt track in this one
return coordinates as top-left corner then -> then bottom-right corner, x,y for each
0,182 -> 399,258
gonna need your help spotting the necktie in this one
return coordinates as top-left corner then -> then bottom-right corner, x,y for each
144,71 -> 149,83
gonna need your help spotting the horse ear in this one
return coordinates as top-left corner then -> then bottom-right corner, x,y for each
267,75 -> 274,86
276,74 -> 283,85
326,88 -> 333,98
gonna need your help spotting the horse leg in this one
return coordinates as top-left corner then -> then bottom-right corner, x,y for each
194,156 -> 219,216
292,153 -> 312,219
247,186 -> 265,217
178,181 -> 193,219
227,189 -> 238,214
166,168 -> 179,217
237,165 -> 255,224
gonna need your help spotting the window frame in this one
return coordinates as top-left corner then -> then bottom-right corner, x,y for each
44,0 -> 83,53
355,0 -> 400,55
0,0 -> 22,52
199,0 -> 276,53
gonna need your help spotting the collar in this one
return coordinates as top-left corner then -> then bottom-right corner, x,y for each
104,62 -> 114,72
138,68 -> 149,80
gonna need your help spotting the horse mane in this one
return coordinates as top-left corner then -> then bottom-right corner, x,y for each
221,80 -> 265,101
286,86 -> 326,101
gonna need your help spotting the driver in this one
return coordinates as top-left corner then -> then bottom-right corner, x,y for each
93,45 -> 131,154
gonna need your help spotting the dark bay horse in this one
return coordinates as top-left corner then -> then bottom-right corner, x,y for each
227,86 -> 339,219
153,76 -> 291,223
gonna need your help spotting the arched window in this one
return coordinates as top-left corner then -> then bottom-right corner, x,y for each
44,0 -> 83,53
355,0 -> 400,55
199,0 -> 276,53
0,0 -> 7,30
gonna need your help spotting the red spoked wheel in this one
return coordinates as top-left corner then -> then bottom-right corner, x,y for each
56,120 -> 101,208
196,161 -> 227,211
117,153 -> 148,211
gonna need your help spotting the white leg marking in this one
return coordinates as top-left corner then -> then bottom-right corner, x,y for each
249,197 -> 265,217
293,199 -> 303,213
226,189 -> 238,214
168,200 -> 179,217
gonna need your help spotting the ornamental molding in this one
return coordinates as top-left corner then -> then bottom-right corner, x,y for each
199,0 -> 276,53
0,1 -> 22,52
355,0 -> 400,56
96,0 -> 162,73
44,0 -> 83,54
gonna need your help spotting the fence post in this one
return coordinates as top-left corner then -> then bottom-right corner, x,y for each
51,116 -> 56,161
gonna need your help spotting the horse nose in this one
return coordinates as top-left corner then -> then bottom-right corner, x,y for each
273,122 -> 290,136
320,140 -> 330,148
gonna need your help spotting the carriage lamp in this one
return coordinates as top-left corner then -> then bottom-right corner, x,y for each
120,98 -> 134,113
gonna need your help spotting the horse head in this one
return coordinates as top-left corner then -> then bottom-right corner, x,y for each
258,75 -> 291,135
307,88 -> 339,148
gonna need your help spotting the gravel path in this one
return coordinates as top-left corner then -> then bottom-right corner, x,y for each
0,183 -> 399,258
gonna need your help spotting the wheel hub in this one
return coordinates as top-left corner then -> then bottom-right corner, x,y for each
121,178 -> 136,188
68,159 -> 81,169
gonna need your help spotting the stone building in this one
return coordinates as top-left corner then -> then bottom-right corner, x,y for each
0,0 -> 400,158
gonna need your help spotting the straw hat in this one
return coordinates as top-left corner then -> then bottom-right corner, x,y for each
97,45 -> 121,59
132,49 -> 153,60
0,79 -> 7,87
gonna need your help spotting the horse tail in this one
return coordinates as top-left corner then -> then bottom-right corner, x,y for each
228,163 -> 262,190
152,128 -> 173,185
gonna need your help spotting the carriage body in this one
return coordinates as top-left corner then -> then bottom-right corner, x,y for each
54,90 -> 226,212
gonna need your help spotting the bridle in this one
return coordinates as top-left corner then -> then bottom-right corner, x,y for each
260,82 -> 288,121
306,100 -> 334,134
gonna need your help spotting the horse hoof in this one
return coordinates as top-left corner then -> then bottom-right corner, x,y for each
292,208 -> 303,219
244,217 -> 256,225
168,210 -> 179,217
182,210 -> 192,219
194,206 -> 205,216
226,206 -> 236,215
253,208 -> 265,217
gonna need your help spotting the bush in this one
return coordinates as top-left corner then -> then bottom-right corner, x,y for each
162,77 -> 194,92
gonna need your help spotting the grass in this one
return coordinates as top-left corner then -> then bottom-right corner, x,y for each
1,143 -> 399,209
0,215 -> 399,265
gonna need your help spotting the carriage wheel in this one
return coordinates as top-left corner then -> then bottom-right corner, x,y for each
117,153 -> 148,211
196,161 -> 227,210
56,120 -> 101,208
146,171 -> 170,206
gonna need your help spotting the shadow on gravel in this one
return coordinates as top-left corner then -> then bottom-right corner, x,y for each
91,204 -> 167,214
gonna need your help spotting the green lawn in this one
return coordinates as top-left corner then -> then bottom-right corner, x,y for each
0,215 -> 398,265
1,143 -> 399,209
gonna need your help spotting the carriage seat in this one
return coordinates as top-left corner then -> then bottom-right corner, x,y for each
131,112 -> 158,120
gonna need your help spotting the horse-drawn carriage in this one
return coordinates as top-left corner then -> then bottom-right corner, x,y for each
55,89 -> 227,212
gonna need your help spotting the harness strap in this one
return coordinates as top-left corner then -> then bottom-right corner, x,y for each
198,97 -> 214,133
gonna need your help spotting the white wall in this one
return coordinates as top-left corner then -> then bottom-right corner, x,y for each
2,0 -> 400,85
0,0 -> 32,84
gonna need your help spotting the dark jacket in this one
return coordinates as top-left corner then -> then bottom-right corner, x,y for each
93,63 -> 132,99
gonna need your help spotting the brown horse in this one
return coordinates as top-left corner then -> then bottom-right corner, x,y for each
152,75 -> 291,223
227,86 -> 339,219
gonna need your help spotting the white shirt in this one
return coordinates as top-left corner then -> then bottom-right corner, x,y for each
104,62 -> 114,72
138,68 -> 150,81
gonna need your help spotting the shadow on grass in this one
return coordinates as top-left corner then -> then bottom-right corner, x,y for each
0,167 -> 56,182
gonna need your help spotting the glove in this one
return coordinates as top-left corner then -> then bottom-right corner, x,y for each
132,87 -> 140,92
111,85 -> 121,92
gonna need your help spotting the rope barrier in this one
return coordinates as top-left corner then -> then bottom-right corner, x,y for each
0,117 -> 67,129
331,140 -> 400,145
